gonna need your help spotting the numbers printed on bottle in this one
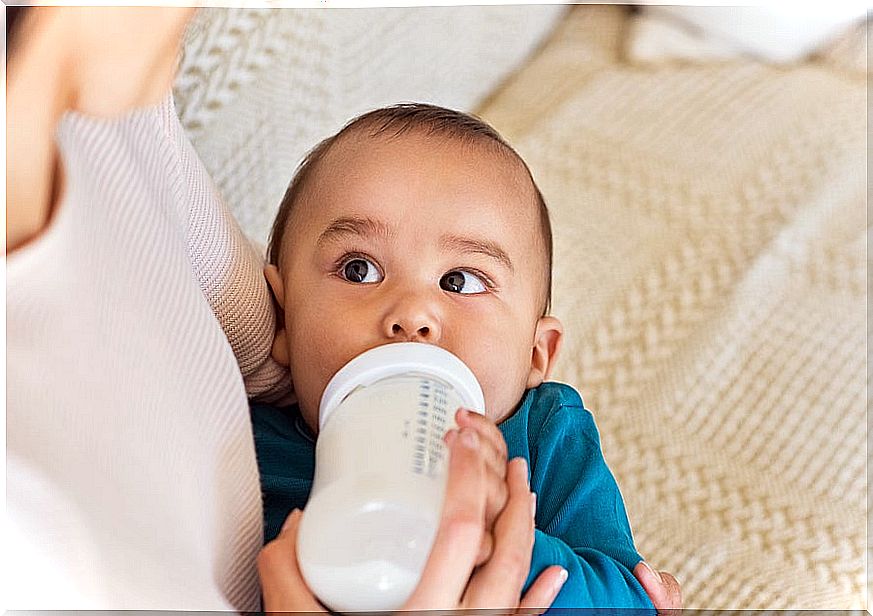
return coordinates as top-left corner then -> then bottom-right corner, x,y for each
412,378 -> 449,477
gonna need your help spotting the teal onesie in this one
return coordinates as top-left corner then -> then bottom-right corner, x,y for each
250,381 -> 652,608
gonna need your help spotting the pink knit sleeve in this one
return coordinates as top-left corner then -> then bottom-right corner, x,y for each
166,95 -> 295,405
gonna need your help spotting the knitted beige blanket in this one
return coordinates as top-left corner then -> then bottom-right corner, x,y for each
479,6 -> 867,608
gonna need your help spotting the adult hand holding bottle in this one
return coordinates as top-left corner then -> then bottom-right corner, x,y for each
258,426 -> 568,611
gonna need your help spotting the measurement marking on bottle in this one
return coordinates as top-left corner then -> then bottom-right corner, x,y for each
412,378 -> 452,476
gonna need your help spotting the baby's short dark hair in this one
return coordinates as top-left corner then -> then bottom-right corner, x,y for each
267,103 -> 553,315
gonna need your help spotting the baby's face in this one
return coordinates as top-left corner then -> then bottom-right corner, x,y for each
269,132 -> 561,433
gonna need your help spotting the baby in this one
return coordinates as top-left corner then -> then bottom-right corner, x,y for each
252,103 -> 652,607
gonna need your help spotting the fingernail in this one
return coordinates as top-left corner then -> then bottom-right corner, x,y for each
456,408 -> 469,421
641,560 -> 663,584
530,492 -> 537,519
554,568 -> 568,593
460,429 -> 479,449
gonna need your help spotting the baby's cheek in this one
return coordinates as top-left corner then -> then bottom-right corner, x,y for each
466,343 -> 529,422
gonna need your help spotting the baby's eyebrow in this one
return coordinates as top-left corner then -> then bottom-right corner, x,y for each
441,234 -> 514,272
317,217 -> 513,272
317,216 -> 394,245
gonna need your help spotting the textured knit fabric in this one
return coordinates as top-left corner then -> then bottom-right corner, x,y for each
251,382 -> 652,608
6,95 -> 265,610
477,6 -> 867,608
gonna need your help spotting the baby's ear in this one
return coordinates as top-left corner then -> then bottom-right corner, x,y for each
264,264 -> 289,367
526,316 -> 563,389
264,264 -> 285,308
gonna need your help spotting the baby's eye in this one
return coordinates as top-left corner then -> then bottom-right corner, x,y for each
340,257 -> 382,284
440,270 -> 488,294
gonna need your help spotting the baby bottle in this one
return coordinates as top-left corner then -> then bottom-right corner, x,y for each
296,342 -> 485,612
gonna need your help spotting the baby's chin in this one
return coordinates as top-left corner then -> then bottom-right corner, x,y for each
483,390 -> 528,425
485,405 -> 515,425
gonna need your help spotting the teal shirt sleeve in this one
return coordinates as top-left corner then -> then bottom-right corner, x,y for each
499,383 -> 653,609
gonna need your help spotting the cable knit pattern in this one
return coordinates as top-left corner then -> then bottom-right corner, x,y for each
173,6 -> 567,244
478,6 -> 867,608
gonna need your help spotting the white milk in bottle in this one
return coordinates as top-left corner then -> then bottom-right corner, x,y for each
296,342 -> 485,612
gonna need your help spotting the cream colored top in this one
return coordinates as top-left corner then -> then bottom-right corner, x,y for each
6,95 -> 288,610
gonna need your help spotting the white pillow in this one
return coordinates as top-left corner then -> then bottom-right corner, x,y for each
628,4 -> 869,64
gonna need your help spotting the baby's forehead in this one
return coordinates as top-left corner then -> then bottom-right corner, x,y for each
330,127 -> 527,178
301,129 -> 537,226
313,131 -> 535,211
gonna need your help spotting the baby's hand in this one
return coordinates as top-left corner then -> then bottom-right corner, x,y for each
451,408 -> 510,565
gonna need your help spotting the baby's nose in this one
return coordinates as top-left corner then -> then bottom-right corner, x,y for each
390,322 -> 432,340
383,304 -> 440,342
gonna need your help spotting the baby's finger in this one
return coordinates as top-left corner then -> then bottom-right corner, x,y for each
456,408 -> 508,478
463,457 -> 534,607
634,562 -> 682,610
405,428 -> 486,609
659,572 -> 683,610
